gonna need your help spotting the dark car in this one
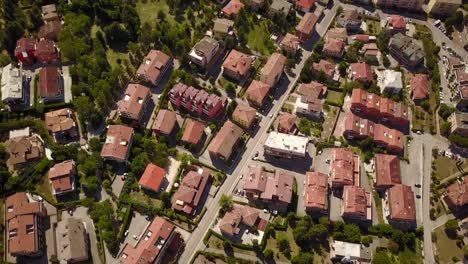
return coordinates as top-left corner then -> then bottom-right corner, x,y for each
414,183 -> 421,188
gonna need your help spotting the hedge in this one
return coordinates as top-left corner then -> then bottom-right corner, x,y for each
116,204 -> 132,242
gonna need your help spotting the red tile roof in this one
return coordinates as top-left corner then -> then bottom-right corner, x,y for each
354,34 -> 370,42
297,81 -> 327,98
324,38 -> 345,56
260,52 -> 286,86
7,135 -> 44,166
411,74 -> 429,100
136,50 -> 171,86
181,119 -> 205,145
39,66 -> 60,98
312,59 -> 336,78
34,39 -> 58,63
139,163 -> 166,192
219,205 -> 261,236
48,160 -> 75,193
331,148 -> 356,187
277,112 -> 297,134
388,184 -> 416,222
245,80 -> 271,106
118,84 -> 151,120
342,185 -> 371,220
172,169 -> 211,215
296,12 -> 318,35
101,125 -> 133,161
296,0 -> 315,10
244,166 -> 294,205
444,179 -> 468,209
232,103 -> 257,129
350,62 -> 373,82
208,121 -> 243,160
222,49 -> 253,77
280,33 -> 300,52
45,108 -> 75,134
374,154 -> 401,189
305,171 -> 328,211
222,0 -> 244,16
153,110 -> 177,135
388,15 -> 406,30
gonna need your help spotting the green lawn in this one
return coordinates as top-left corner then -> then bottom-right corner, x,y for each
411,106 -> 433,133
397,239 -> 424,263
247,21 -> 275,56
129,191 -> 163,208
366,19 -> 382,35
321,106 -> 338,140
36,174 -> 56,204
265,226 -> 301,262
206,233 -> 257,256
325,90 -> 344,106
106,48 -> 129,70
434,156 -> 467,180
135,0 -> 175,26
433,226 -> 464,263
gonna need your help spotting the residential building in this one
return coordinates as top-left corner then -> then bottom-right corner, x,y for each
326,28 -> 348,42
56,218 -> 89,264
244,166 -> 294,212
295,0 -> 315,12
153,109 -> 177,136
39,66 -> 63,103
448,112 -> 468,137
172,168 -> 211,215
222,0 -> 244,17
344,112 -> 376,140
375,0 -> 423,11
208,120 -> 243,161
245,80 -> 271,108
386,15 -> 407,34
374,154 -> 401,190
349,62 -> 373,83
330,241 -> 372,262
304,171 -> 329,214
38,20 -> 62,40
7,133 -> 44,169
1,63 -> 25,105
260,53 -> 286,87
443,179 -> 468,211
48,160 -> 76,196
341,185 -> 372,221
447,58 -> 468,110
297,81 -> 327,98
331,148 -> 360,188
264,132 -> 308,159
169,83 -> 225,119
389,33 -> 425,68
290,93 -> 324,121
119,217 -> 183,264
136,50 -> 171,86
374,123 -> 405,153
410,74 -> 429,104
323,38 -> 346,58
181,119 -> 205,146
139,163 -> 166,193
15,38 -> 36,65
232,104 -> 257,129
386,184 -> 416,229
280,33 -> 300,55
379,97 -> 409,128
35,39 -> 59,64
189,37 -> 220,67
219,205 -> 262,237
101,125 -> 134,162
277,112 -> 298,134
353,34 -> 376,43
6,192 -> 47,257
377,69 -> 403,95
336,10 -> 363,31
117,84 -> 151,121
213,18 -> 235,39
222,49 -> 253,82
45,108 -> 78,143
312,59 -> 338,80
42,4 -> 59,22
295,12 -> 318,43
269,0 -> 293,17
427,0 -> 461,16
360,43 -> 380,63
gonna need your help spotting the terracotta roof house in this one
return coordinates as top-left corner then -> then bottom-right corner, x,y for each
136,50 -> 171,86
361,43 -> 380,62
324,38 -> 346,58
336,9 -> 363,31
296,0 -> 315,12
443,179 -> 468,211
386,184 -> 416,229
101,125 -> 134,162
349,62 -> 373,83
373,124 -> 404,153
42,4 -> 59,22
189,37 -> 220,67
56,218 -> 89,264
244,166 -> 294,212
380,97 -> 409,129
312,59 -> 337,79
39,66 -> 63,103
44,108 -> 77,143
38,20 -> 62,40
48,160 -> 76,197
374,154 -> 401,190
331,148 -> 359,188
1,63 -> 25,105
6,192 -> 47,257
297,81 -> 327,98
304,171 -> 329,214
118,84 -> 151,122
277,112 -> 298,134
213,18 -> 235,39
389,33 -> 425,68
15,38 -> 37,65
387,15 -> 407,34
295,12 -> 318,43
343,112 -> 376,140
119,217 -> 183,264
7,134 -> 44,168
222,0 -> 244,17
232,104 -> 257,129
139,163 -> 166,193
35,39 -> 58,64
181,119 -> 205,146
245,80 -> 271,108
208,121 -> 243,161
222,49 -> 253,82
326,28 -> 348,42
218,204 -> 261,237
341,185 -> 372,221
353,34 -> 372,42
172,168 -> 211,215
410,74 -> 429,104
260,52 -> 286,87
152,110 -> 177,136
280,33 -> 300,55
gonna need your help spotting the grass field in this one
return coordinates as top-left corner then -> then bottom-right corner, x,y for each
433,226 -> 464,263
412,106 -> 433,133
265,226 -> 301,262
206,233 -> 257,256
247,21 -> 275,56
135,0 -> 175,26
129,191 -> 163,208
434,156 -> 467,180
366,19 -> 382,35
397,239 -> 424,264
36,174 -> 56,204
325,90 -> 344,106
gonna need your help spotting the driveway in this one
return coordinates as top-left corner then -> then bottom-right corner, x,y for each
62,66 -> 72,103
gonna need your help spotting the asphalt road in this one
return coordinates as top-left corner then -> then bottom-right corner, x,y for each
177,3 -> 341,263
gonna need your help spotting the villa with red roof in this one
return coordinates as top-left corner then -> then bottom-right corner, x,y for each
35,39 -> 59,64
443,179 -> 468,212
15,38 -> 36,64
48,160 -> 76,197
277,112 -> 298,134
295,12 -> 318,43
117,84 -> 151,122
222,49 -> 253,82
304,171 -> 329,214
323,38 -> 346,59
218,204 -> 263,237
232,104 -> 257,129
222,0 -> 244,17
331,148 -> 360,188
139,163 -> 166,193
386,184 -> 416,230
349,62 -> 373,83
136,50 -> 171,86
280,33 -> 300,55
410,74 -> 429,104
295,0 -> 315,12
374,154 -> 401,190
181,119 -> 205,146
152,109 -> 177,136
101,125 -> 134,162
312,60 -> 337,80
245,80 -> 271,108
172,168 -> 211,215
208,120 -> 243,161
260,53 -> 286,87
341,185 -> 372,221
387,15 -> 407,34
39,66 -> 63,103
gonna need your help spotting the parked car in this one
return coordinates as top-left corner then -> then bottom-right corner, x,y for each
416,194 -> 421,199
415,183 -> 421,188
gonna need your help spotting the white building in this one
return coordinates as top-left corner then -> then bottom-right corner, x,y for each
1,64 -> 24,105
330,240 -> 371,262
377,70 -> 403,95
264,132 -> 309,158
189,37 -> 220,68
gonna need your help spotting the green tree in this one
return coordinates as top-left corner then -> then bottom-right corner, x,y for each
277,234 -> 291,256
219,194 -> 233,211
343,224 -> 361,243
263,249 -> 274,260
291,252 -> 314,264
104,22 -> 130,43
373,251 -> 393,264
445,219 -> 459,236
